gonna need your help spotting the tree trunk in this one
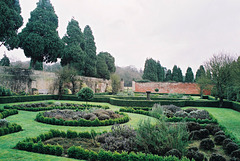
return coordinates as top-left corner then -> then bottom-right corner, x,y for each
219,97 -> 224,108
72,80 -> 75,94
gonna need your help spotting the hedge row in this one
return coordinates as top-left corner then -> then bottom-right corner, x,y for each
119,107 -> 218,124
4,104 -> 109,112
0,123 -> 22,136
231,101 -> 240,112
16,129 -> 191,161
0,95 -> 57,104
60,95 -> 111,103
68,146 -> 191,161
114,96 -> 188,101
35,112 -> 130,127
0,109 -> 18,119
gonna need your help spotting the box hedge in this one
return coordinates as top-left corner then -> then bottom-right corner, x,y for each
0,123 -> 22,136
0,109 -> 18,119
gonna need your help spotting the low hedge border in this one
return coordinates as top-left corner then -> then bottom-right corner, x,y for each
114,96 -> 189,101
0,123 -> 22,136
35,112 -> 130,127
0,109 -> 18,119
120,107 -> 218,124
0,95 -> 58,104
4,104 -> 109,112
16,129 -> 191,161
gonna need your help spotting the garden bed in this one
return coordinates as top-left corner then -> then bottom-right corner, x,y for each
35,109 -> 130,126
4,102 -> 109,111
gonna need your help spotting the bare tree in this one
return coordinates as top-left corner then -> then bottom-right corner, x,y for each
205,54 -> 234,107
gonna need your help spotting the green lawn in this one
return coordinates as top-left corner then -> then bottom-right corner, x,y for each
0,101 -> 156,161
183,107 -> 240,140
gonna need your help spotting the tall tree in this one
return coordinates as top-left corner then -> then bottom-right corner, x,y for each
205,54 -> 234,107
156,61 -> 165,82
111,74 -> 121,94
84,25 -> 97,77
142,58 -> 158,81
177,67 -> 183,82
165,69 -> 172,82
61,18 -> 86,75
195,65 -> 206,81
0,54 -> 10,66
18,0 -> 63,68
96,56 -> 110,79
0,0 -> 23,50
185,67 -> 194,82
172,65 -> 179,82
30,59 -> 43,70
98,52 -> 116,73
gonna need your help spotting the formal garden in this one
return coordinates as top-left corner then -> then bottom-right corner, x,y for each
0,89 -> 240,161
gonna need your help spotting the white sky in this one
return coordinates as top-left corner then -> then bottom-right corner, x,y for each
0,0 -> 240,74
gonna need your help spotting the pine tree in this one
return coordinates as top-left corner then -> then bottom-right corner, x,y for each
18,0 -> 63,68
142,58 -> 158,81
98,52 -> 116,73
96,56 -> 110,79
0,54 -> 10,66
172,65 -> 179,82
165,69 -> 172,82
156,61 -> 165,82
61,18 -> 86,75
0,0 -> 23,50
177,67 -> 183,82
195,65 -> 206,81
84,25 -> 97,77
185,67 -> 194,82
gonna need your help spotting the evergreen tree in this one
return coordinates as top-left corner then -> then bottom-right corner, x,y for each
98,52 -> 116,73
96,56 -> 110,79
185,67 -> 194,82
156,61 -> 165,82
177,67 -> 183,82
142,58 -> 158,81
84,25 -> 97,77
0,0 -> 23,50
18,0 -> 64,69
0,54 -> 10,66
172,65 -> 179,82
165,69 -> 172,81
30,59 -> 43,70
61,18 -> 86,75
195,65 -> 206,81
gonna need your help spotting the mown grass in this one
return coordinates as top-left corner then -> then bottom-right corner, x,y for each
0,100 -> 156,161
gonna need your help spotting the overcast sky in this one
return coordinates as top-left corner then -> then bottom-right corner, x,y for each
0,0 -> 240,74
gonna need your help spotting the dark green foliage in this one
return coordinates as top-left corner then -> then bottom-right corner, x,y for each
142,58 -> 158,81
0,54 -> 10,66
30,59 -> 43,70
98,52 -> 116,73
172,65 -> 183,82
0,0 -> 23,49
0,123 -> 22,136
96,56 -> 110,79
177,67 -> 183,82
185,67 -> 194,82
61,19 -> 86,75
83,25 -> 97,77
67,130 -> 78,138
18,0 -> 64,68
0,109 -> 18,119
195,65 -> 206,81
165,69 -> 172,81
77,87 -> 94,102
110,74 -> 120,94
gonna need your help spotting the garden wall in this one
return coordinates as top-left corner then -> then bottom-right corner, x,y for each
132,81 -> 211,95
0,66 -> 111,94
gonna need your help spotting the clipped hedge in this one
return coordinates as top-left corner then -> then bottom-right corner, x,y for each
114,96 -> 188,101
0,95 -> 57,104
16,129 -> 191,161
35,112 -> 130,127
231,101 -> 240,112
120,107 -> 218,124
0,109 -> 18,119
0,123 -> 22,136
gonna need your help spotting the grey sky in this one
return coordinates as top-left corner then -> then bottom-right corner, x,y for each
0,0 -> 239,74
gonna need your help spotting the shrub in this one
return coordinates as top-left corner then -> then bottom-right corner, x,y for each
209,153 -> 226,161
77,87 -> 94,103
226,142 -> 239,154
199,138 -> 215,150
67,130 -> 78,138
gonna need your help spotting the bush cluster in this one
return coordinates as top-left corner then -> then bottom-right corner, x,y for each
35,112 -> 129,127
0,109 -> 18,119
0,123 -> 22,136
0,86 -> 12,96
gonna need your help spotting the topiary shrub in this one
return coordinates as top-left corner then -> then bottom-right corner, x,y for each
215,131 -> 225,136
223,138 -> 233,150
77,87 -> 94,104
186,149 -> 205,161
231,150 -> 240,159
199,138 -> 215,150
189,130 -> 201,140
214,135 -> 226,145
226,142 -> 239,155
187,122 -> 201,132
209,153 -> 226,161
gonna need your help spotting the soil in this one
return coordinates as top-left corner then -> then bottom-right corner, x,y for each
43,137 -> 101,154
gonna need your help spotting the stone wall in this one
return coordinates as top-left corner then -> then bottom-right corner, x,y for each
0,66 -> 111,94
132,81 -> 211,95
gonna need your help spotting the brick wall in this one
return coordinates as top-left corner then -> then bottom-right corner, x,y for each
133,81 -> 211,95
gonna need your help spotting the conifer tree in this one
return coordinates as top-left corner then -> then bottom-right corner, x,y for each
172,65 -> 179,82
185,67 -> 194,82
142,58 -> 158,81
195,65 -> 206,81
18,0 -> 63,69
61,18 -> 86,75
177,67 -> 183,82
84,25 -> 97,77
0,54 -> 10,66
0,0 -> 23,50
96,56 -> 110,79
165,69 -> 172,82
156,61 -> 165,82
